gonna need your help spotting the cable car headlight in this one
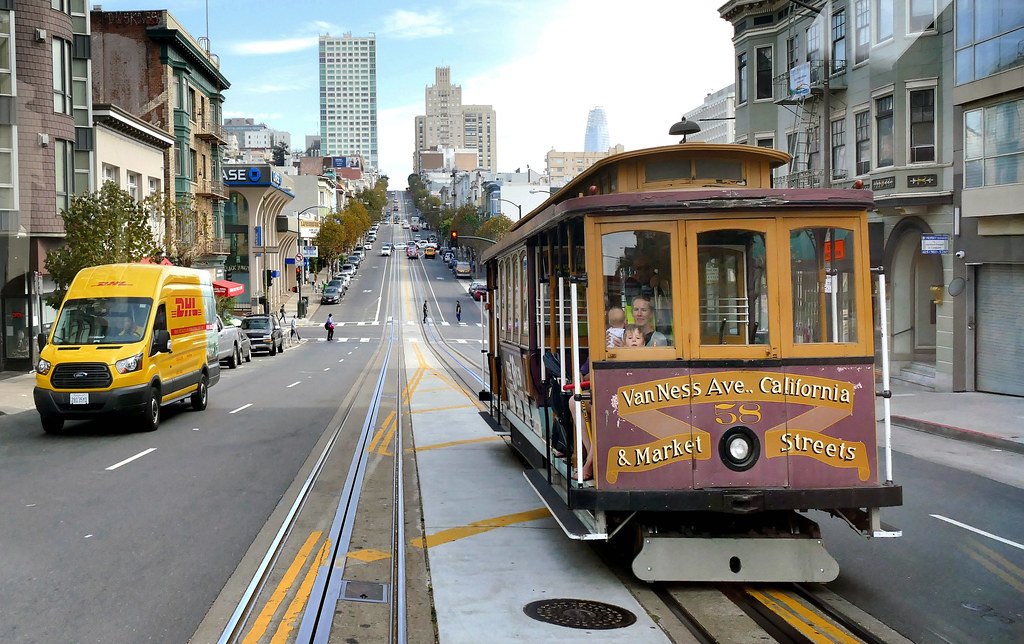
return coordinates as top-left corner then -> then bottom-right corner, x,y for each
719,426 -> 760,471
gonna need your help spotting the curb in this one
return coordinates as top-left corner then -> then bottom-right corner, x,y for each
890,415 -> 1024,456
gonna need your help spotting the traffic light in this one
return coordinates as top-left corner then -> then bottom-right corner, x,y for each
225,270 -> 232,281
265,269 -> 274,286
450,230 -> 458,247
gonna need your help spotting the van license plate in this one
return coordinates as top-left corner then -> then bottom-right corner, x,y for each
70,393 -> 89,405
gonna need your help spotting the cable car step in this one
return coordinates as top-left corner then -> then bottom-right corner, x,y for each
524,469 -> 607,541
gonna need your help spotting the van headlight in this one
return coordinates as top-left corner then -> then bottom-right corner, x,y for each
115,352 -> 144,374
36,358 -> 52,375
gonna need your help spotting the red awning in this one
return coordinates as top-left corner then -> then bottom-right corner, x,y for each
213,279 -> 245,297
139,257 -> 174,265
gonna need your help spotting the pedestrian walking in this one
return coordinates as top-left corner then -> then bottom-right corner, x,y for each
279,304 -> 286,322
456,300 -> 462,323
291,315 -> 301,341
325,313 -> 335,341
423,300 -> 428,323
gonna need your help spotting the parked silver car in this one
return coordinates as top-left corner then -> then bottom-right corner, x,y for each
216,315 -> 252,368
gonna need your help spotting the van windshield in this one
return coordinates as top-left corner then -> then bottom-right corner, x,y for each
51,297 -> 152,345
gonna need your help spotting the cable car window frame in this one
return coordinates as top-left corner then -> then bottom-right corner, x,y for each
779,215 -> 873,358
587,218 -> 682,362
684,218 -> 783,360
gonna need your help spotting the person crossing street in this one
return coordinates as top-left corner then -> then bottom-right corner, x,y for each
325,313 -> 335,341
456,300 -> 462,323
423,300 -> 428,323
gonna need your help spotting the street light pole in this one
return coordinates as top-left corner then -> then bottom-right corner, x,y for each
494,198 -> 522,219
293,204 -> 331,318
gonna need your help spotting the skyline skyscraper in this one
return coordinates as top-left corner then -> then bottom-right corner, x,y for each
584,107 -> 610,153
319,33 -> 378,170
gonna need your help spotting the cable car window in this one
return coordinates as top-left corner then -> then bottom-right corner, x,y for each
790,227 -> 858,343
602,230 -> 673,349
697,230 -> 769,345
520,250 -> 529,346
645,159 -> 691,182
694,158 -> 744,182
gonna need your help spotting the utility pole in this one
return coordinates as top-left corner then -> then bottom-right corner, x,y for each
822,0 -> 832,187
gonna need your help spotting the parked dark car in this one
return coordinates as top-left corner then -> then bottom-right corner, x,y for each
321,286 -> 342,304
469,281 -> 487,301
240,315 -> 285,355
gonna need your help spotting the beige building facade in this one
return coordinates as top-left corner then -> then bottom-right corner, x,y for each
413,67 -> 497,172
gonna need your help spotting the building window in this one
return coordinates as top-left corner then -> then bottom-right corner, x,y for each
875,0 -> 894,42
787,35 -> 799,71
831,118 -> 847,179
832,9 -> 847,72
55,140 -> 73,214
807,125 -> 821,174
756,137 -> 774,148
954,0 -> 1024,85
807,22 -> 822,83
737,52 -> 747,104
786,131 -> 798,172
854,0 -> 871,64
909,88 -> 935,163
855,111 -> 871,175
149,177 -> 161,197
102,164 -> 119,186
908,0 -> 935,33
127,172 -> 140,200
964,98 -> 1024,188
755,46 -> 773,100
51,0 -> 70,13
52,38 -> 72,115
875,95 -> 894,167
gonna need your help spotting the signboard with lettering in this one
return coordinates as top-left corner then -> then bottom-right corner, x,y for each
222,165 -> 283,188
921,234 -> 950,254
871,177 -> 896,191
907,174 -> 938,188
302,245 -> 319,258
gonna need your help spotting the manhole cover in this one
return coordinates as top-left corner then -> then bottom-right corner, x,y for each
523,598 -> 636,630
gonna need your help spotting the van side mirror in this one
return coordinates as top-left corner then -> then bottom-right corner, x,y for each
37,332 -> 47,349
152,329 -> 172,355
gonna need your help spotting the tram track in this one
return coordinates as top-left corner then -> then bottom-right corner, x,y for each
218,247 -> 412,644
653,582 -> 896,644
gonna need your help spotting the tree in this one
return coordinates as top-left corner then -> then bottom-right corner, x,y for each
44,182 -> 162,307
147,193 -> 210,267
314,214 -> 347,268
272,141 -> 288,166
477,214 -> 514,243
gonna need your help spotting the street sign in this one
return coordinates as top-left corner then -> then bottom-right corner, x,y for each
921,234 -> 950,254
302,245 -> 319,258
296,253 -> 303,262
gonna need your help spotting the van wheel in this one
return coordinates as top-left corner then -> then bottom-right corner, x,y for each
190,375 -> 209,411
270,342 -> 277,356
41,415 -> 64,434
141,386 -> 160,432
227,345 -> 239,369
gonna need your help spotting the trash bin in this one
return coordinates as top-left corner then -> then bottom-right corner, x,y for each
298,296 -> 309,318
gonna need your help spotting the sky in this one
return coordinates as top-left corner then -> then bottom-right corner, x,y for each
96,1 -> 736,188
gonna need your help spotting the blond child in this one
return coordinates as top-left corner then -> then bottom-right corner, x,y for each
606,306 -> 626,348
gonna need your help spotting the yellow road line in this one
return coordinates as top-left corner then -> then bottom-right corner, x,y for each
416,436 -> 501,452
243,531 -> 323,644
410,508 -> 550,549
347,548 -> 391,563
412,403 -> 479,414
965,544 -> 1024,594
271,538 -> 331,643
745,589 -> 856,642
429,369 -> 483,406
368,411 -> 397,453
412,343 -> 428,368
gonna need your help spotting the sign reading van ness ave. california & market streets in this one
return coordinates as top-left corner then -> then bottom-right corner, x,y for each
601,370 -> 871,485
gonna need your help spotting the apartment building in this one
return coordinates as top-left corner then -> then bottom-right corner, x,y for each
319,33 -> 378,171
683,85 -> 737,144
545,145 -> 625,187
720,0 -> 960,392
0,0 -> 94,371
91,9 -> 230,275
413,67 -> 497,172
